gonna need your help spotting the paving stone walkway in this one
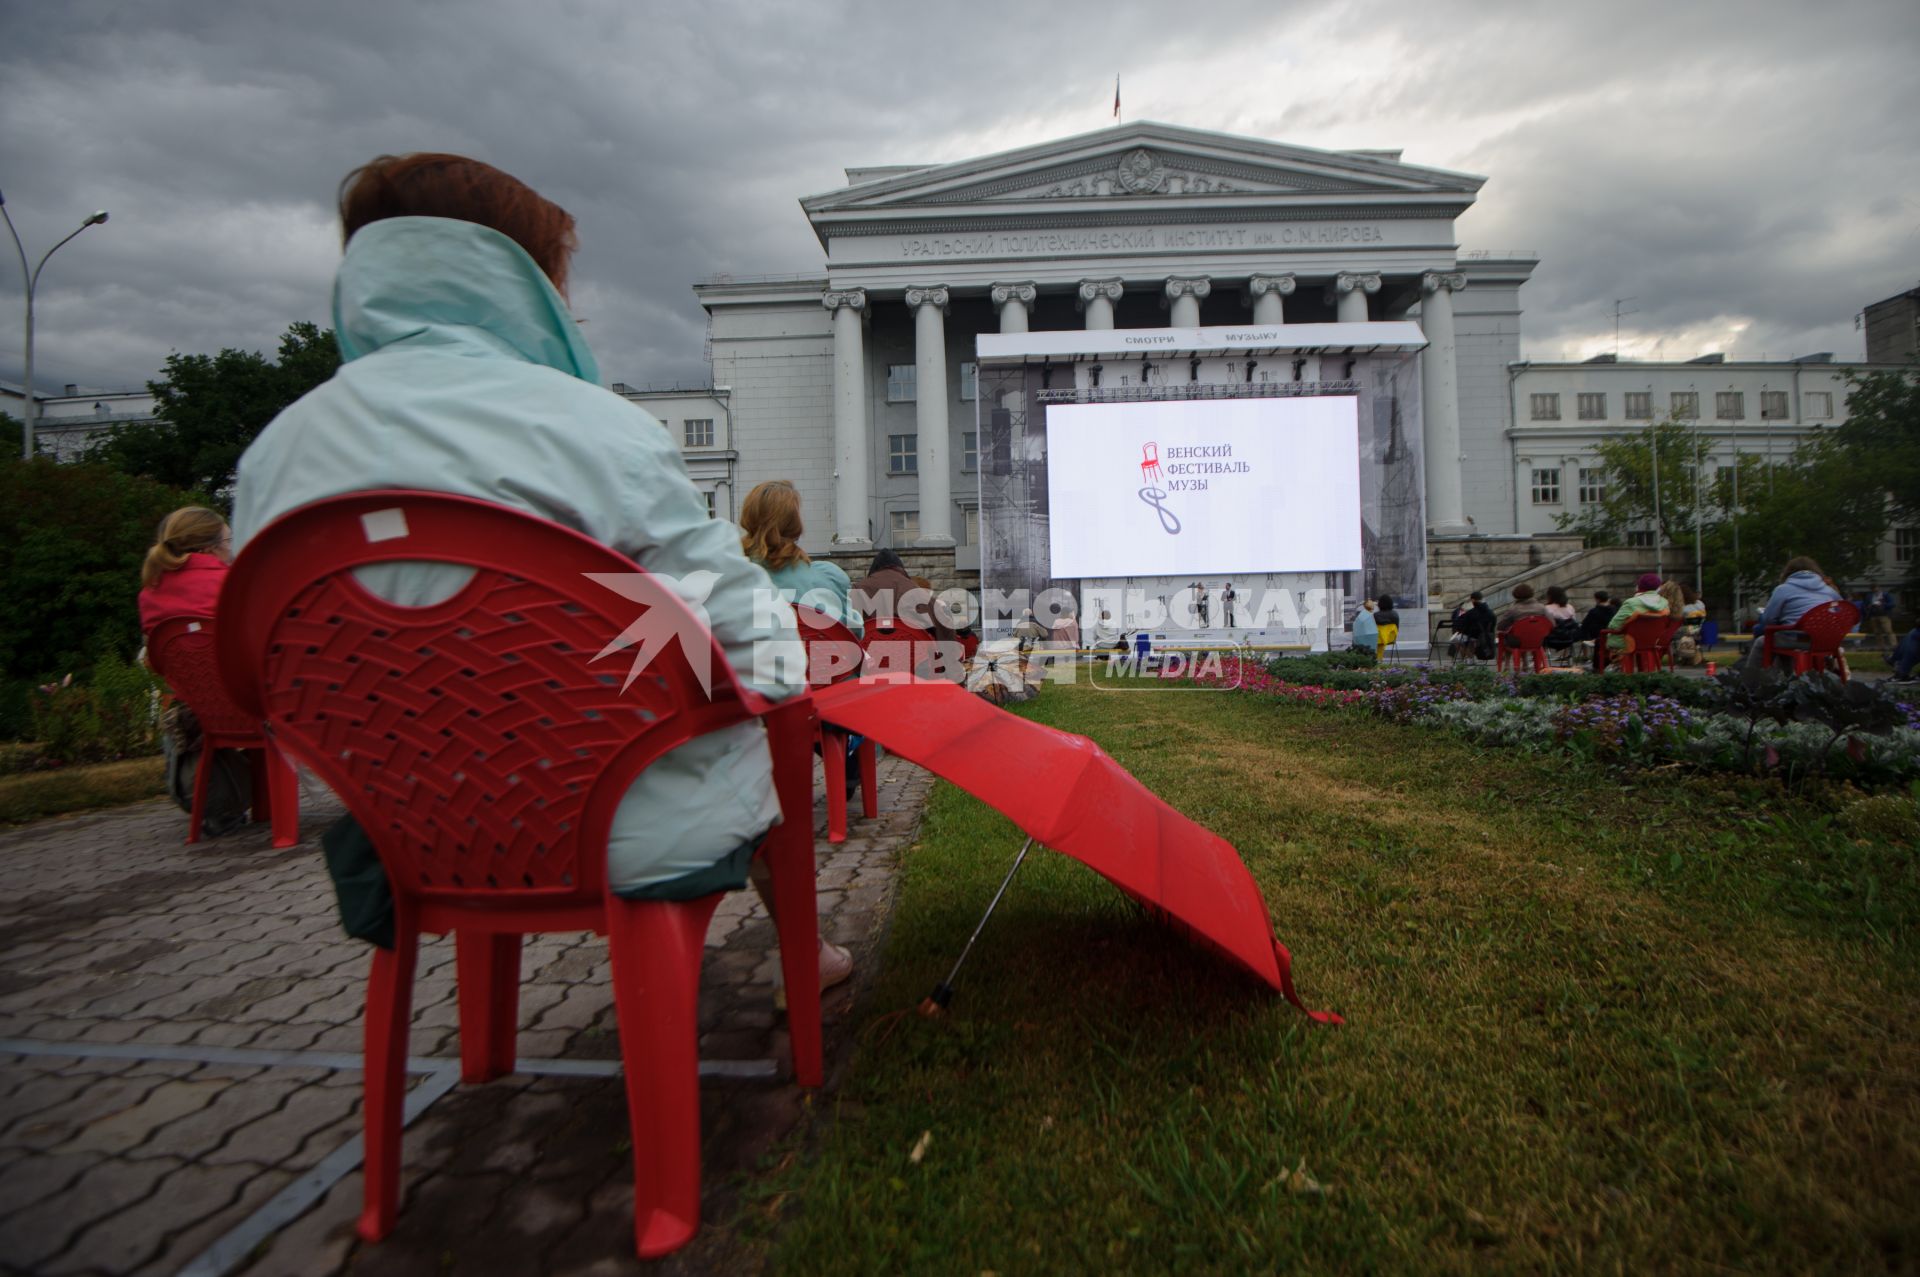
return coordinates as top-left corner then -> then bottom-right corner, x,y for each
0,755 -> 933,1276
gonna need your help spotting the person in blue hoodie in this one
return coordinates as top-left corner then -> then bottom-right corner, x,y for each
232,155 -> 848,992
1747,556 -> 1844,667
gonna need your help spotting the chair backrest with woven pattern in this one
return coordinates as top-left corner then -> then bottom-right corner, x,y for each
792,605 -> 864,689
219,492 -> 765,908
1792,600 -> 1859,652
149,617 -> 264,744
1621,613 -> 1671,652
1504,615 -> 1554,649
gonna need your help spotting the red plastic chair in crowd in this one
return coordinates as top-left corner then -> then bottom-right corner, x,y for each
146,616 -> 300,848
1617,614 -> 1675,673
1762,600 -> 1860,679
216,492 -> 823,1260
863,616 -> 953,681
1495,614 -> 1554,674
793,605 -> 878,843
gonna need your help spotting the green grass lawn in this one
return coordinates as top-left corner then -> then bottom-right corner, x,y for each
0,755 -> 165,824
751,682 -> 1920,1275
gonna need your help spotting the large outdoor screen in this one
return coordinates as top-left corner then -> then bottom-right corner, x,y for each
1044,396 -> 1364,579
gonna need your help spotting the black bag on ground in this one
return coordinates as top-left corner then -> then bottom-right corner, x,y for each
160,704 -> 254,838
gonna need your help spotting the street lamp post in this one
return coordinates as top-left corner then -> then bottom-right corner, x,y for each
1,193 -> 110,460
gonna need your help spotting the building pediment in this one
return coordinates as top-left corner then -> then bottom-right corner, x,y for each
803,121 -> 1483,225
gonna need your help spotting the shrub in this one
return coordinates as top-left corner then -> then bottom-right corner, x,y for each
1836,791 -> 1920,845
25,657 -> 161,766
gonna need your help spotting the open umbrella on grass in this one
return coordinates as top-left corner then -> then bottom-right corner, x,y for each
811,677 -> 1340,1023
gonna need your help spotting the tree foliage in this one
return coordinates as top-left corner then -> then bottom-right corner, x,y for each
86,321 -> 339,496
1833,368 -> 1920,524
0,456 -> 207,687
1554,418 -> 1715,547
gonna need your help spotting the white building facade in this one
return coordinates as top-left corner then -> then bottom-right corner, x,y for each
693,122 -> 1524,569
2,382 -> 159,462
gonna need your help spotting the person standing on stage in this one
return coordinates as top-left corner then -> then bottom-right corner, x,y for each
1195,581 -> 1210,627
1220,581 -> 1237,628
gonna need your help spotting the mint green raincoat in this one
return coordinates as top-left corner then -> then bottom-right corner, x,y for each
233,217 -> 804,894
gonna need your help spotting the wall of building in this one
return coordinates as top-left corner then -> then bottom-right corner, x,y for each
1864,287 -> 1920,365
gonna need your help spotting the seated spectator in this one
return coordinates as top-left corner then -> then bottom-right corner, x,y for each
1891,626 -> 1919,683
1657,578 -> 1687,623
231,153 -> 842,993
1680,586 -> 1707,627
140,507 -> 252,837
1449,591 -> 1495,661
1597,573 -> 1671,667
1578,591 -> 1618,642
1089,608 -> 1125,664
851,549 -> 955,641
1542,585 -> 1578,626
739,479 -> 862,638
138,507 -> 231,631
1495,582 -> 1548,633
1352,598 -> 1378,655
1374,594 -> 1400,658
1747,556 -> 1845,668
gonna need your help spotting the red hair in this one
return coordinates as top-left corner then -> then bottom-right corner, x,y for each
338,153 -> 578,292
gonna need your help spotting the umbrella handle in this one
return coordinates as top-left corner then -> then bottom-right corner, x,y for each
920,837 -> 1034,1017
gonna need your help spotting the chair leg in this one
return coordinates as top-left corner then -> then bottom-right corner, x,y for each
1532,649 -> 1547,673
858,740 -> 878,819
266,746 -> 300,849
606,893 -> 722,1260
821,726 -> 848,845
764,713 -> 823,1089
358,914 -> 421,1243
455,931 -> 522,1084
186,744 -> 212,845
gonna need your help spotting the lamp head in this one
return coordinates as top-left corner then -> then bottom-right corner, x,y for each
83,210 -> 109,226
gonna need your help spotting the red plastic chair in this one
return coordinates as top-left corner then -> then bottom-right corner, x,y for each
147,617 -> 299,848
215,492 -> 823,1260
1762,600 -> 1859,679
862,616 -> 956,681
1615,614 -> 1676,673
1495,614 -> 1554,674
794,605 -> 878,844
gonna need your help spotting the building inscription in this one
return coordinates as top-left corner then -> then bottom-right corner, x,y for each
895,222 -> 1385,259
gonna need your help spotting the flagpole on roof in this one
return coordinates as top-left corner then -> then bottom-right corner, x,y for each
1114,75 -> 1121,125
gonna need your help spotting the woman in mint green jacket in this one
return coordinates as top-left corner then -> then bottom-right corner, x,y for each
233,153 -> 804,901
739,480 -> 863,639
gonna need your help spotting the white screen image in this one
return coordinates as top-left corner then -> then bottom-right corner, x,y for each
1044,396 -> 1363,579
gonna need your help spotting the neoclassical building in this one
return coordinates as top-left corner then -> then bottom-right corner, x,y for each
692,121 -> 1535,570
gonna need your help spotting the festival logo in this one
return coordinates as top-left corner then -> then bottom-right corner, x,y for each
1137,441 -> 1181,535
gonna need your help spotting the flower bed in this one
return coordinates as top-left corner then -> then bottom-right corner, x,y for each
1194,657 -> 1920,789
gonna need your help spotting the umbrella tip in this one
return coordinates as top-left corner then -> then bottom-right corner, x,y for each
918,982 -> 954,1018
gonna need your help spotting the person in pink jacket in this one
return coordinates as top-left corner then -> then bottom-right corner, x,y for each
138,507 -> 231,631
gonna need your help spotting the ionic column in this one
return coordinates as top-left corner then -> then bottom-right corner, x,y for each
823,288 -> 871,547
1077,278 -> 1122,330
1419,271 -> 1470,534
1245,273 -> 1296,324
991,282 -> 1036,334
905,285 -> 955,547
1163,276 -> 1211,328
1328,272 -> 1381,323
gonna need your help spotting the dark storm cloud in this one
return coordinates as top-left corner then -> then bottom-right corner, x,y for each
1,0 -> 1915,397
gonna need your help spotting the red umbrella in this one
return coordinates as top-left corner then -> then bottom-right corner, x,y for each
811,678 -> 1341,1024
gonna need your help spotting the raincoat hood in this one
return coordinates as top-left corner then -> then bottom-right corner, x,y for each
332,217 -> 600,384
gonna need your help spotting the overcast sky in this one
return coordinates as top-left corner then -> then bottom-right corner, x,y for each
3,0 -> 1917,396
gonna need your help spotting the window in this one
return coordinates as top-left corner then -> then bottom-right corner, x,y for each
886,364 -> 916,402
1530,467 -> 1561,505
1577,392 -> 1606,420
959,362 -> 978,401
1671,391 -> 1699,419
1578,467 -> 1606,504
962,431 -> 978,472
1624,391 -> 1653,420
1896,528 -> 1919,565
682,418 -> 714,448
1805,391 -> 1833,419
1529,393 -> 1561,421
1627,530 -> 1656,549
962,507 -> 979,546
889,510 -> 919,544
1760,390 -> 1788,421
1716,391 -> 1744,420
703,490 -> 717,519
888,433 -> 917,474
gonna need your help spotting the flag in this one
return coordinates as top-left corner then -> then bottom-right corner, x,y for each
1113,75 -> 1121,122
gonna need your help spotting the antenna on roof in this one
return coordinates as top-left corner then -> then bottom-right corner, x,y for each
1612,298 -> 1640,357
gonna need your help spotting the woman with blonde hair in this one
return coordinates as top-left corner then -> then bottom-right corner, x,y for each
739,479 -> 861,636
138,506 -> 231,631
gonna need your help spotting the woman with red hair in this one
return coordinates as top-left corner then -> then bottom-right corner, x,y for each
233,153 -> 806,913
